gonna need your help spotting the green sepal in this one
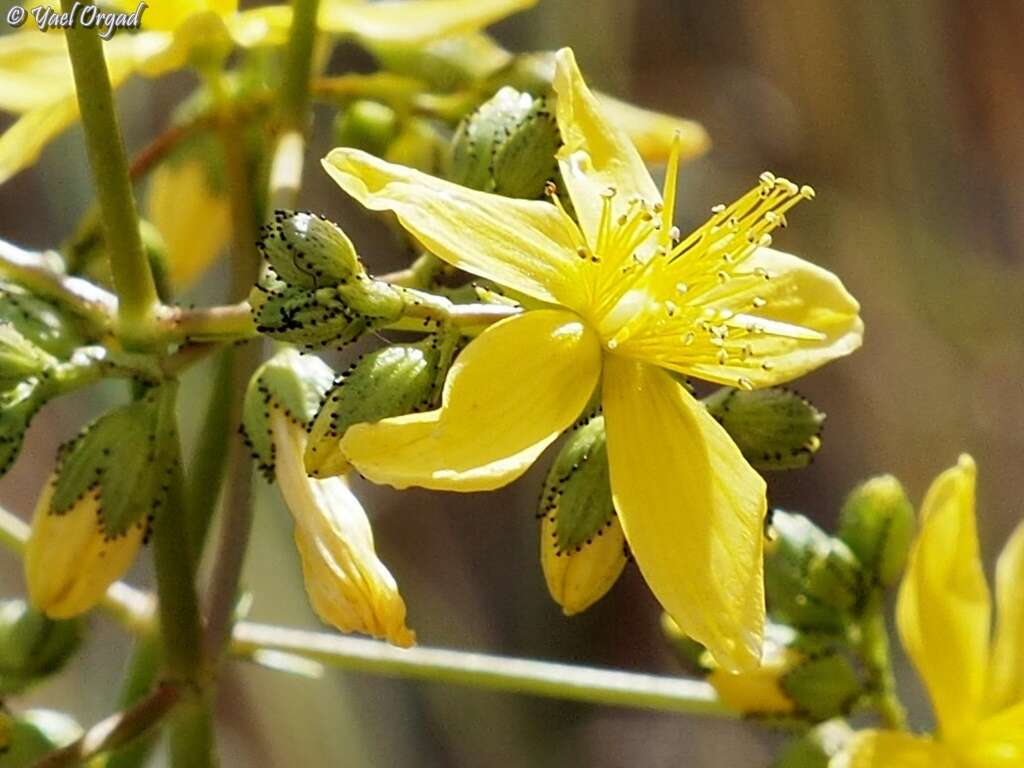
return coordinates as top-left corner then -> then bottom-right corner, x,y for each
660,613 -> 709,672
258,211 -> 362,290
703,387 -> 825,470
49,382 -> 180,537
449,87 -> 562,201
241,348 -> 335,479
333,100 -> 400,158
0,600 -> 82,696
771,720 -> 853,768
0,380 -> 49,478
0,710 -> 82,767
765,511 -> 865,634
0,281 -> 85,359
305,336 -> 455,477
538,415 -> 615,553
781,652 -> 862,722
837,475 -> 915,587
0,325 -> 56,389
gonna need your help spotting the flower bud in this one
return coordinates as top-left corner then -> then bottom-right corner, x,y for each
0,710 -> 83,766
0,325 -> 56,389
258,211 -> 362,290
0,600 -> 81,695
384,119 -> 447,175
707,624 -> 862,723
837,475 -> 914,587
369,34 -> 512,91
0,280 -> 85,359
772,720 -> 854,768
764,511 -> 864,634
241,348 -> 335,479
449,87 -> 561,200
305,338 -> 452,478
333,100 -> 400,158
538,416 -> 626,614
704,387 -> 825,471
271,411 -> 414,646
25,384 -> 180,618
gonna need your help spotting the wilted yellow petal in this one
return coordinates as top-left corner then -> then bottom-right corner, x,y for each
615,246 -> 863,388
897,454 -> 991,741
540,511 -> 626,615
341,309 -> 601,491
148,158 -> 231,289
832,730 -> 957,768
552,47 -> 661,246
320,0 -> 537,45
323,148 -> 588,309
24,481 -> 144,620
987,521 -> 1024,713
601,354 -> 766,672
597,93 -> 709,166
272,413 -> 414,647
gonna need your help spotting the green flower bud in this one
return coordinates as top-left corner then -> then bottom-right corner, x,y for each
449,87 -> 561,200
258,211 -> 362,289
0,281 -> 84,359
305,337 -> 454,478
49,382 -> 180,538
0,600 -> 81,695
0,380 -> 47,477
369,34 -> 512,92
772,720 -> 854,768
0,325 -> 56,389
240,348 -> 335,479
765,511 -> 864,634
837,475 -> 915,587
384,119 -> 447,175
538,416 -> 626,614
0,710 -> 82,766
704,387 -> 825,471
333,100 -> 400,158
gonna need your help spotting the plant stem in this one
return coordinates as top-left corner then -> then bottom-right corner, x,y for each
280,0 -> 322,131
105,635 -> 162,768
60,0 -> 158,345
232,622 -> 733,717
857,593 -> 909,730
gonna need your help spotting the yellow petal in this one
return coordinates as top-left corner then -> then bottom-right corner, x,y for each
341,309 -> 601,491
320,0 -> 537,45
114,0 -> 237,32
832,730 -> 957,768
0,98 -> 80,187
597,93 -> 709,166
540,511 -> 626,615
897,454 -> 991,741
707,634 -> 796,715
552,48 -> 661,246
612,247 -> 863,389
322,148 -> 588,309
0,32 -> 75,113
964,702 -> 1024,768
988,521 -> 1024,713
225,6 -> 292,48
602,354 -> 766,671
25,481 -> 144,619
272,413 -> 414,647
148,158 -> 231,289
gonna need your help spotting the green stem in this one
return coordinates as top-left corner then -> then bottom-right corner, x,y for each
857,593 -> 909,730
280,0 -> 322,131
60,0 -> 158,345
105,635 -> 163,768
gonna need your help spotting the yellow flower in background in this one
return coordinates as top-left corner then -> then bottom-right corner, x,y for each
0,0 -> 537,185
24,480 -> 145,619
270,411 -> 414,647
147,157 -> 232,289
323,47 -> 862,670
835,456 -> 1024,768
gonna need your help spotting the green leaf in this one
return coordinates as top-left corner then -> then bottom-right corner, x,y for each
539,415 -> 615,553
703,387 -> 825,470
0,281 -> 85,358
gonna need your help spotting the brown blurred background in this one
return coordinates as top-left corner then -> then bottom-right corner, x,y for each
2,0 -> 1023,765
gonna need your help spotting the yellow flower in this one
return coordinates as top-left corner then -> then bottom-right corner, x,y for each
834,456 -> 1024,768
322,47 -> 862,670
24,479 -> 145,619
0,0 -> 537,184
270,410 -> 414,647
706,627 -> 799,716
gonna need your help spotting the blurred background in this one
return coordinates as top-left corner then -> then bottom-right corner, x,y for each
2,0 -> 1023,765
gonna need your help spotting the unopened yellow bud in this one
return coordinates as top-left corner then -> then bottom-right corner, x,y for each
271,412 -> 414,647
24,480 -> 145,619
707,626 -> 798,716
